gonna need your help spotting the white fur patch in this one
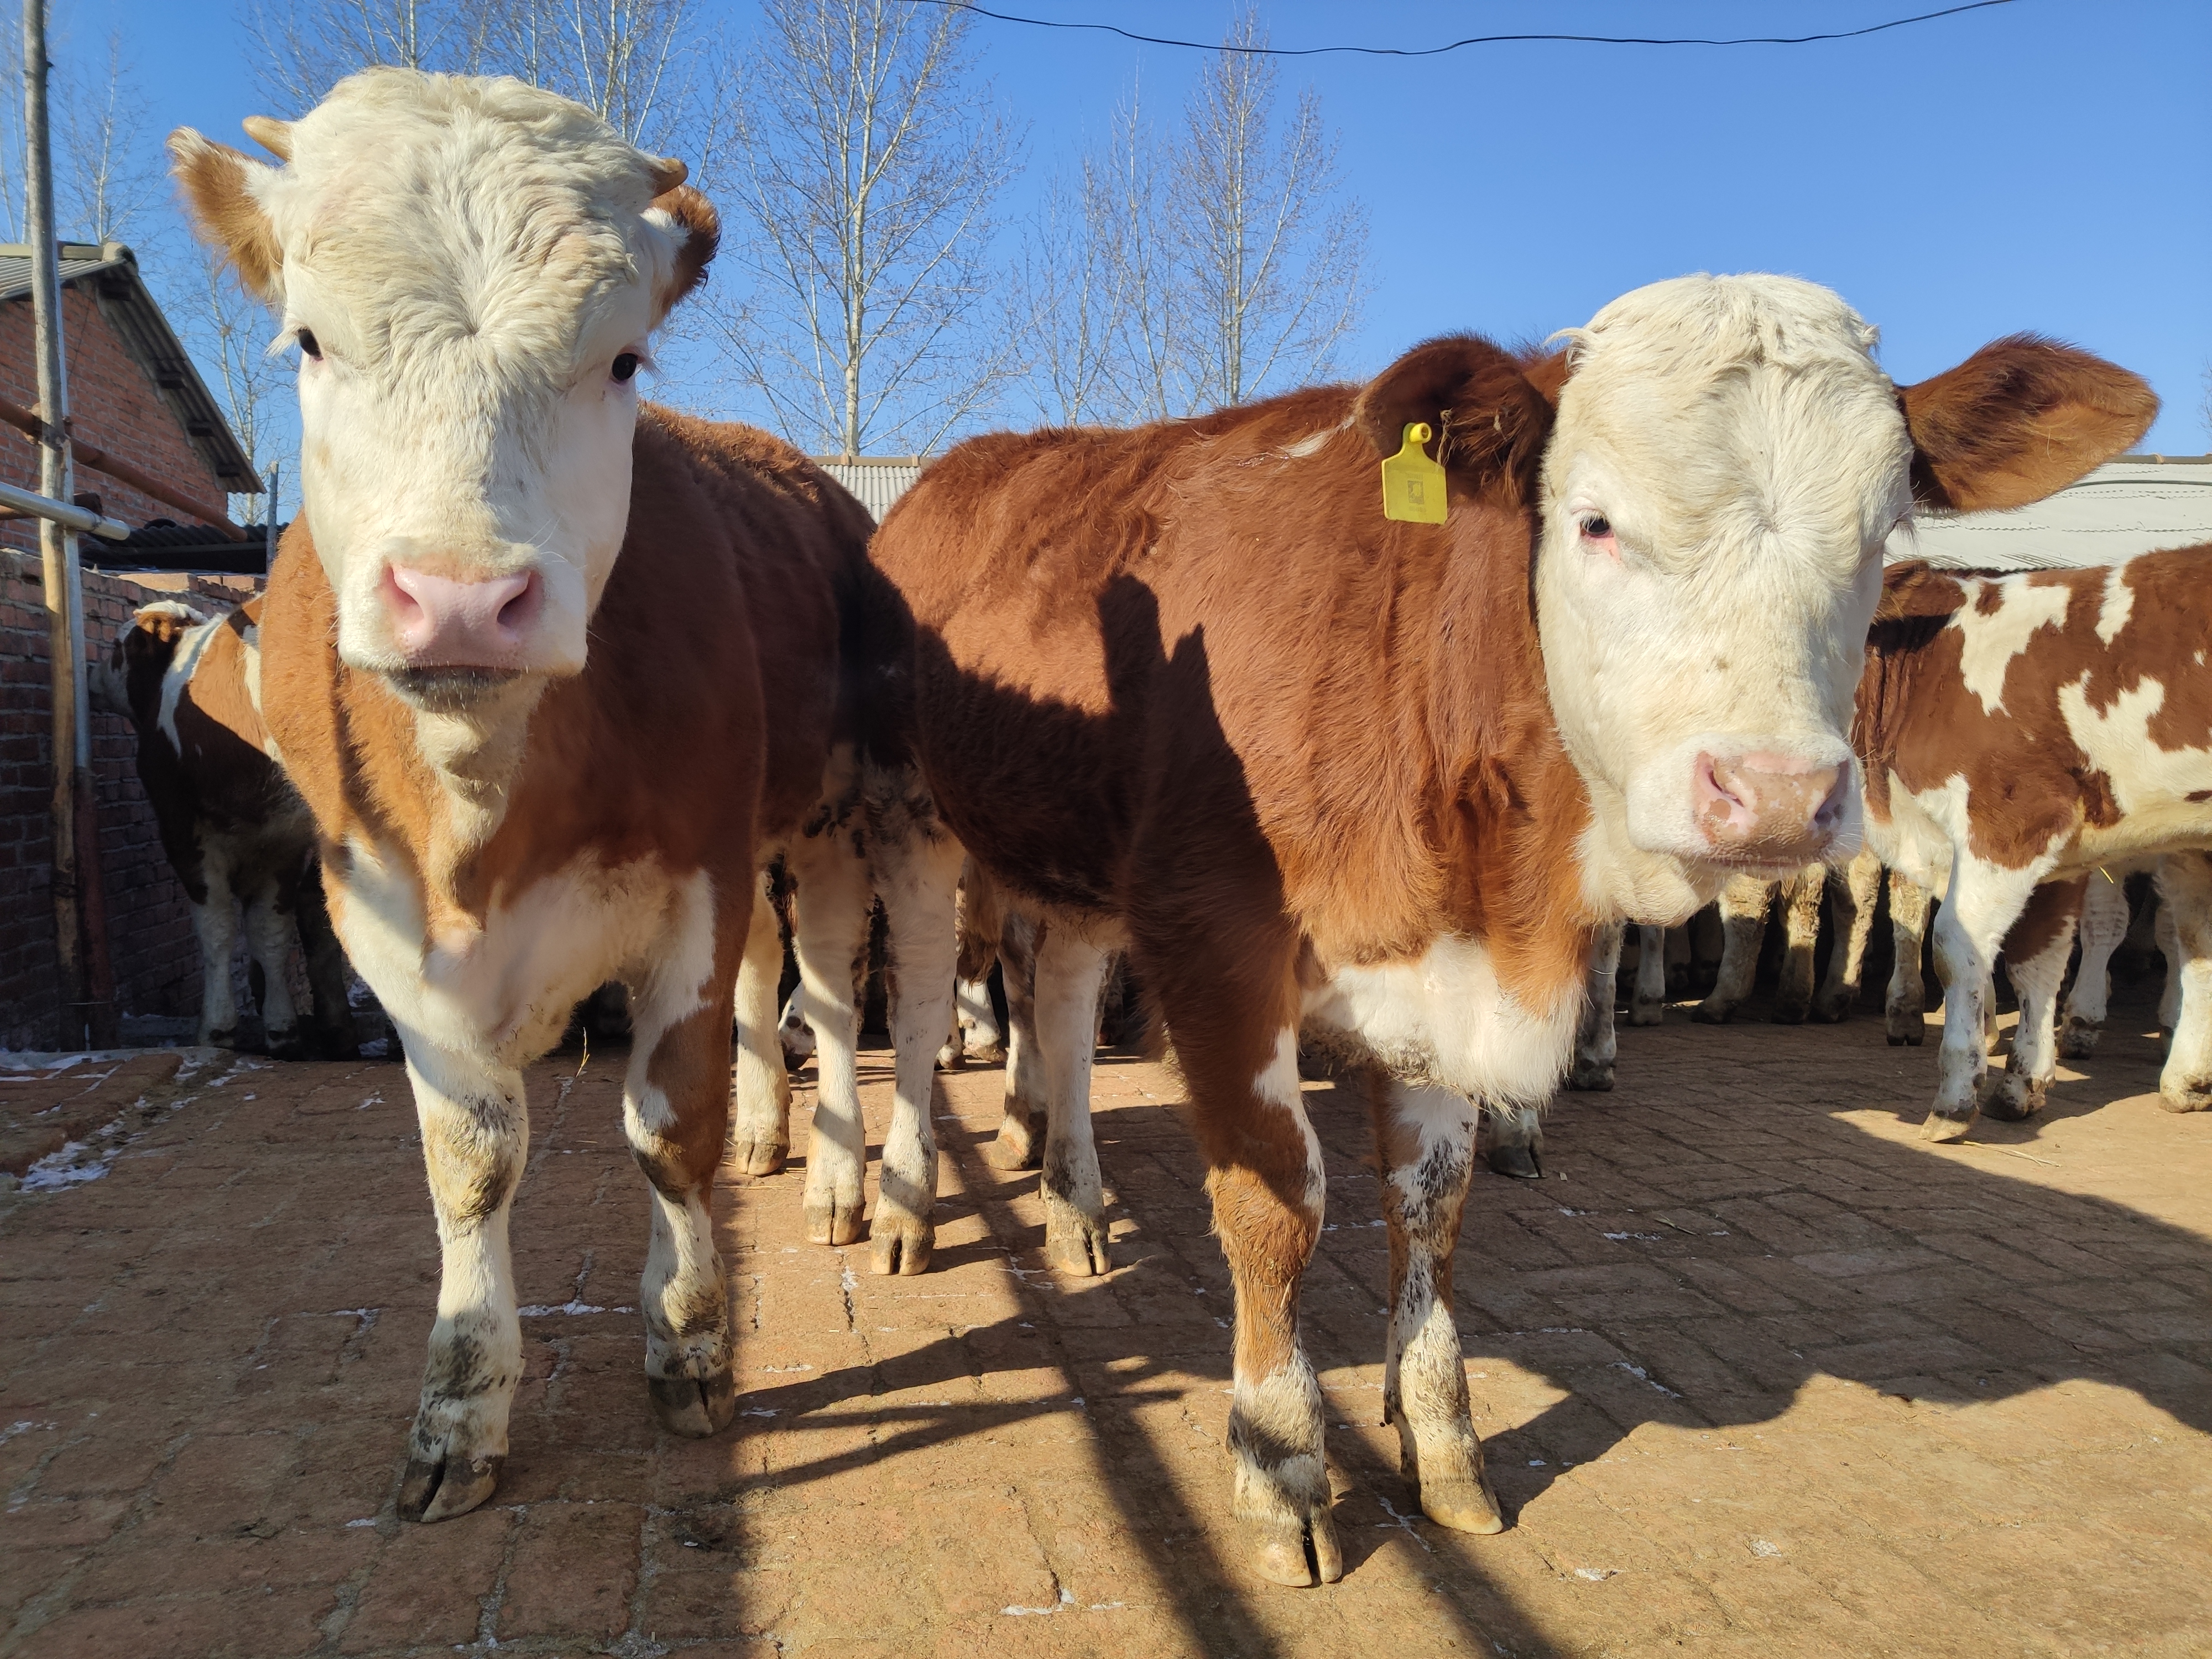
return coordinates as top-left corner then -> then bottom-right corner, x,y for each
2094,565 -> 2135,646
156,613 -> 226,750
1949,580 -> 2072,717
1254,1028 -> 1326,1214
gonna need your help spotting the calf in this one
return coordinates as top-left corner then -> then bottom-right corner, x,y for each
90,598 -> 355,1057
172,70 -> 879,1523
858,279 -> 2146,1582
1857,549 -> 2211,1134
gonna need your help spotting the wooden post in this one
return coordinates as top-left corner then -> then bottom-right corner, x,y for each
24,0 -> 116,1047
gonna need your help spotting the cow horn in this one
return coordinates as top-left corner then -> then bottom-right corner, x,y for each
647,155 -> 688,194
241,116 -> 293,161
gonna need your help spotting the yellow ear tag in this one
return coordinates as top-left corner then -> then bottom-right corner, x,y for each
1381,421 -> 1448,524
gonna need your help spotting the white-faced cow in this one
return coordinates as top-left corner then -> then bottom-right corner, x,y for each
1856,548 -> 2210,1134
90,597 -> 356,1058
170,70 -> 883,1524
853,278 -> 2148,1583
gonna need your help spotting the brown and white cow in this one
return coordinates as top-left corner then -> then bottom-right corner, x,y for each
1856,549 -> 2210,1134
89,598 -> 356,1058
170,70 -> 882,1524
855,279 -> 2146,1583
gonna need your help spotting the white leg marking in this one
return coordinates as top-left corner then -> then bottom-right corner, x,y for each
2156,853 -> 2212,1112
730,878 -> 794,1174
1926,854 -> 2055,1136
786,830 -> 873,1247
1035,926 -> 1115,1275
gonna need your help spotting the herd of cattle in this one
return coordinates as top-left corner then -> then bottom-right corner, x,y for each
65,68 -> 2200,1587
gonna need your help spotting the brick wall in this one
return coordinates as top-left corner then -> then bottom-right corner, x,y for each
1,547 -> 261,1050
0,284 -> 231,547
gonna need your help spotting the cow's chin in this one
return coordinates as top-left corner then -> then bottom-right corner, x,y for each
385,664 -> 539,714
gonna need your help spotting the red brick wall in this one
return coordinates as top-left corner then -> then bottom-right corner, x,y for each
1,547 -> 263,1050
0,284 -> 234,548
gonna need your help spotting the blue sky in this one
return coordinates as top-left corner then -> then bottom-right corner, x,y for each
63,0 -> 2212,451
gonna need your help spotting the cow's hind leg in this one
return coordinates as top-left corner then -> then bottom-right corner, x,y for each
1923,857 -> 2051,1141
787,828 -> 873,1246
243,868 -> 307,1058
192,858 -> 241,1047
1032,922 -> 1113,1274
1812,848 -> 1882,1022
622,924 -> 742,1438
1377,1076 -> 1504,1537
867,789 -> 963,1275
1693,875 -> 1770,1023
1886,873 -> 1933,1046
1980,876 -> 2085,1121
397,1046 -> 529,1522
2058,869 -> 2130,1058
1482,1100 -> 1545,1180
1568,920 -> 1622,1089
985,910 -> 1047,1170
1770,862 -> 1826,1024
2156,852 -> 2212,1112
729,877 -> 794,1175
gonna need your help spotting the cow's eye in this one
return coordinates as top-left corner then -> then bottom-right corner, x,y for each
612,353 -> 640,383
1580,515 -> 1611,540
295,328 -> 322,361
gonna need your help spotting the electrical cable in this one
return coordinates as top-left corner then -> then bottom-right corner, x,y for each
910,0 -> 2022,59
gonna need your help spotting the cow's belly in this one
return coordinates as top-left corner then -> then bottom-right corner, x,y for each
1300,935 -> 1581,1109
332,842 -> 717,1070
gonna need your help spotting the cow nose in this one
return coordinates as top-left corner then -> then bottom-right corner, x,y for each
1694,752 -> 1846,862
383,565 -> 540,667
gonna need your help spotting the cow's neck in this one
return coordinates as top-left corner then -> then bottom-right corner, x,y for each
408,682 -> 545,852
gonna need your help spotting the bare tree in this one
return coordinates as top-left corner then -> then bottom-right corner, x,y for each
244,0 -> 497,111
722,0 -> 1020,458
184,243 -> 296,526
56,35 -> 166,248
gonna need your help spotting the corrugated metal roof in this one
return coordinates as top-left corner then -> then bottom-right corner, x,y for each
1884,456 -> 2212,571
814,456 -> 922,524
0,242 -> 260,492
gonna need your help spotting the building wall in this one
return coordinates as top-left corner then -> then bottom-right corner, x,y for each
0,285 -> 231,549
0,547 -> 261,1050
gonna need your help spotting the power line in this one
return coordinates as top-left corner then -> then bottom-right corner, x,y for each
914,0 -> 2021,59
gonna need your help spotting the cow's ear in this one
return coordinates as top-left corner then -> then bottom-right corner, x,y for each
1900,336 -> 2155,513
647,183 -> 718,321
168,128 -> 283,301
1354,335 -> 1554,505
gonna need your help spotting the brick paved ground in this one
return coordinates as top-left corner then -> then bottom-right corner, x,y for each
2,988 -> 2209,1658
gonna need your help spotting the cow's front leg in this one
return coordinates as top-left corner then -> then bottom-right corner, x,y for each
1629,924 -> 1667,1025
191,860 -> 241,1047
242,873 -> 306,1058
729,877 -> 792,1175
1923,858 -> 2049,1140
622,948 -> 741,1438
1032,921 -> 1112,1275
1377,1076 -> 1505,1540
869,819 -> 962,1275
2156,893 -> 2183,1040
1770,861 -> 1826,1023
2058,870 -> 2130,1058
1886,871 -> 1933,1046
2155,852 -> 2212,1113
1692,875 -> 1770,1022
1481,1098 -> 1544,1179
297,858 -> 359,1060
397,1047 -> 528,1522
1812,848 -> 1882,1022
1568,920 -> 1622,1088
984,911 -> 1047,1170
786,828 -> 873,1245
1980,876 -> 2085,1121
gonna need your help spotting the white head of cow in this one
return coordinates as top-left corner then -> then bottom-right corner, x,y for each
1357,275 -> 2153,905
168,70 -> 717,703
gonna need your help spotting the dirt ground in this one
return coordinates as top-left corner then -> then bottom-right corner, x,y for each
2,986 -> 2209,1659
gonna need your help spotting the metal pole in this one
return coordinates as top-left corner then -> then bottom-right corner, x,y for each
24,0 -> 113,1047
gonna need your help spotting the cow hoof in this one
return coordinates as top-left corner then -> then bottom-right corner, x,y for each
1245,1508 -> 1344,1588
1628,1001 -> 1664,1027
1045,1204 -> 1111,1276
649,1370 -> 738,1438
265,1025 -> 310,1061
729,1134 -> 787,1177
1977,1072 -> 2045,1123
1809,995 -> 1850,1024
1689,1000 -> 1735,1025
1566,1061 -> 1614,1092
1919,1107 -> 1977,1143
2158,1080 -> 2212,1114
1485,1144 -> 1543,1180
2057,1018 -> 2101,1060
1886,1015 -> 1926,1047
935,1042 -> 963,1072
869,1208 -> 935,1276
398,1452 -> 503,1524
1420,1470 -> 1507,1535
983,1115 -> 1042,1171
1770,1001 -> 1810,1026
802,1194 -> 866,1247
966,1040 -> 1008,1066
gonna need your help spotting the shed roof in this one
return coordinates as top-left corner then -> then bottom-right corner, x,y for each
1884,456 -> 2212,571
814,456 -> 922,525
0,242 -> 260,492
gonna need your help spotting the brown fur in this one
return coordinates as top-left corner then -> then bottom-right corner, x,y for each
166,133 -> 283,300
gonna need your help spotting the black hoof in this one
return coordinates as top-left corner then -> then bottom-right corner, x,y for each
1485,1144 -> 1544,1180
649,1370 -> 738,1437
398,1452 -> 504,1522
